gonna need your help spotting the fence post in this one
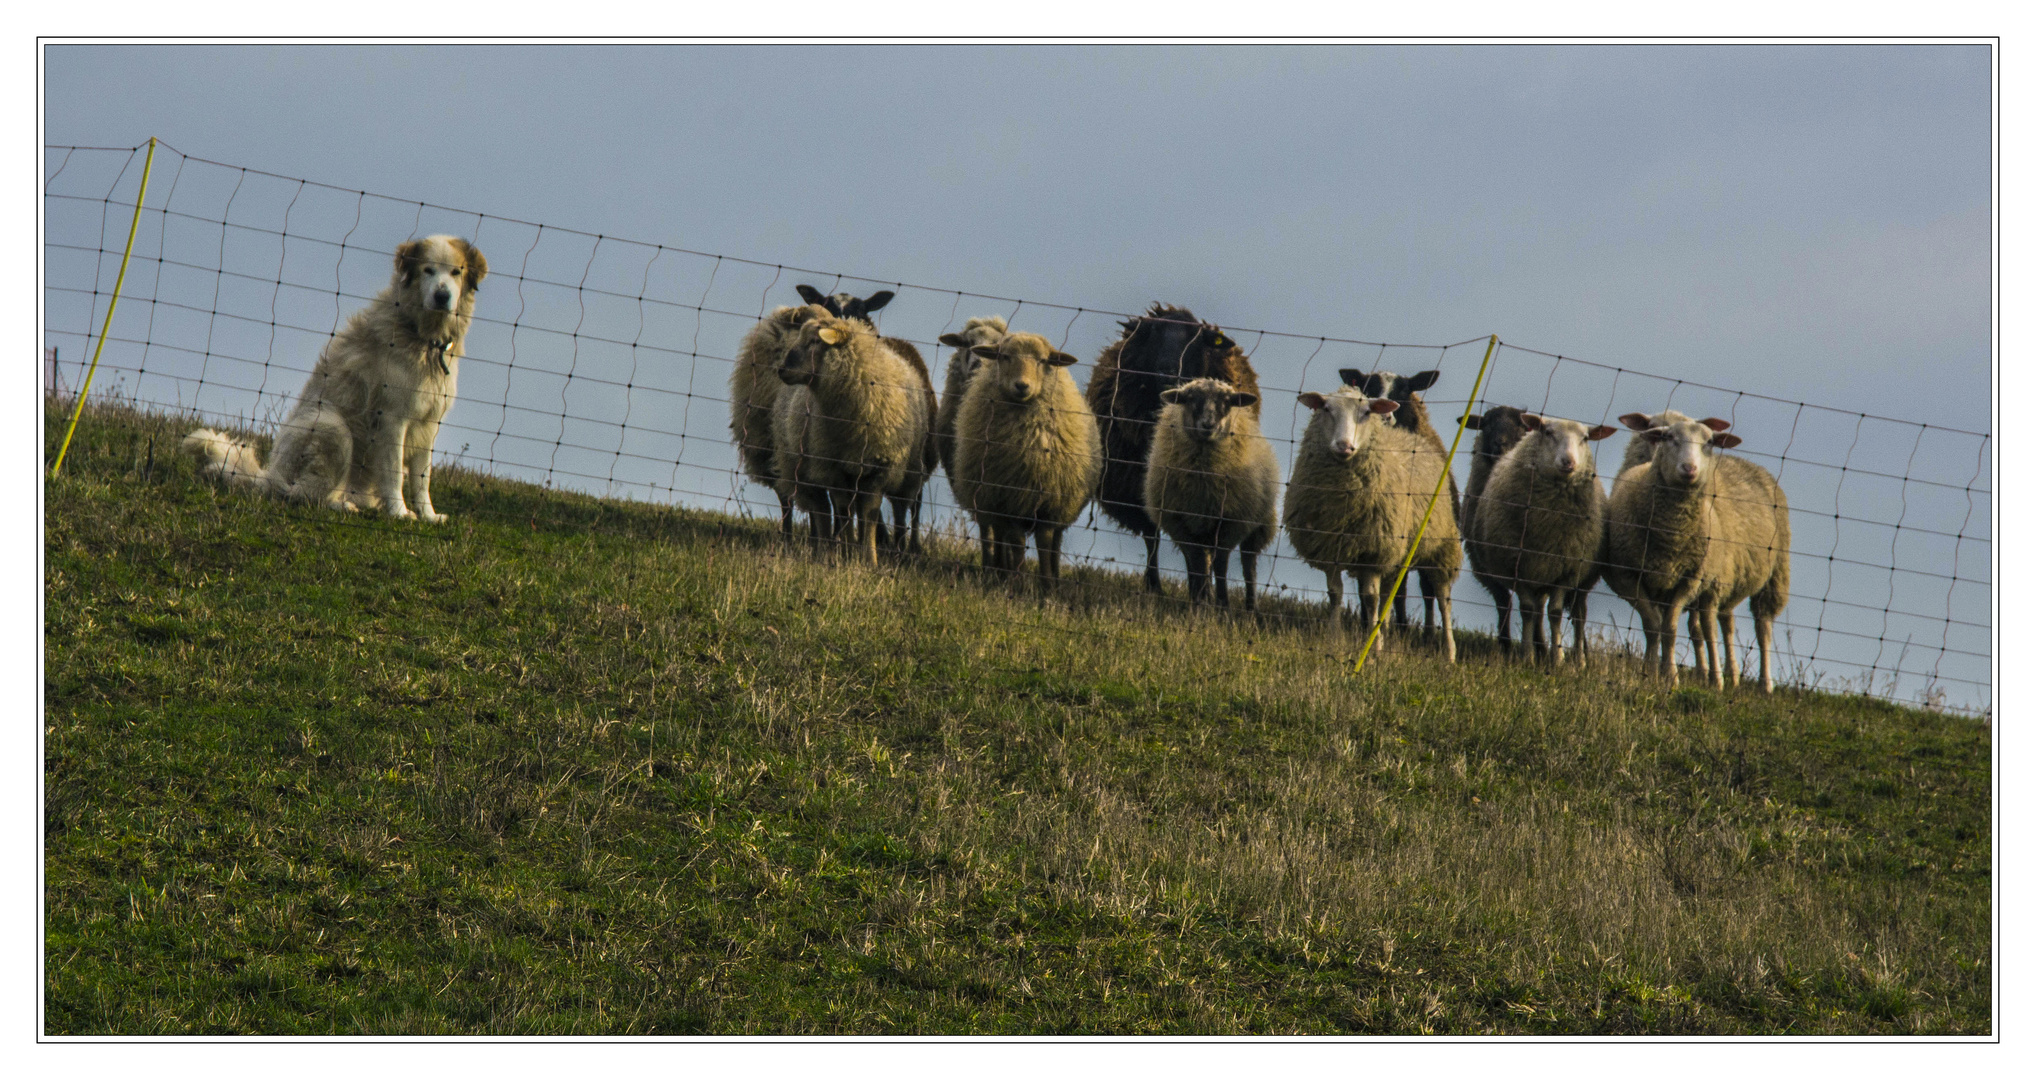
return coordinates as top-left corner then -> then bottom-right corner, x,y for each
51,137 -> 156,478
1353,333 -> 1499,676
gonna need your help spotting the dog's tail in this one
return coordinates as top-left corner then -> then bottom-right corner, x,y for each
181,428 -> 268,492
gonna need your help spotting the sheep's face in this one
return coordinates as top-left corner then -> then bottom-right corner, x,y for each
1118,306 -> 1237,382
1340,369 -> 1439,431
938,319 -> 1009,384
970,333 -> 1078,405
1299,388 -> 1398,460
777,316 -> 858,386
1161,378 -> 1257,444
1640,417 -> 1742,488
1517,414 -> 1617,478
795,285 -> 894,326
1465,405 -> 1530,464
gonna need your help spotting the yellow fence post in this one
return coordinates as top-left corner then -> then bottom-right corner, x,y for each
1353,333 -> 1500,676
50,137 -> 156,478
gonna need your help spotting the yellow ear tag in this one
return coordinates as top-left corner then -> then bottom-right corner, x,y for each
818,327 -> 845,345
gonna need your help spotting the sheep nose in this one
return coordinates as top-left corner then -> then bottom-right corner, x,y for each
1332,440 -> 1356,457
1557,457 -> 1576,473
1013,381 -> 1032,396
1679,463 -> 1699,480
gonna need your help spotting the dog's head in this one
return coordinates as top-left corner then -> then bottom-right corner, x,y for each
395,235 -> 488,317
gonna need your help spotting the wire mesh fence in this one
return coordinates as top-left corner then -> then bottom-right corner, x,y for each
41,141 -> 1993,718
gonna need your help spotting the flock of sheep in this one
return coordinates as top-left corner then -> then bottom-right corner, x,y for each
730,290 -> 1793,692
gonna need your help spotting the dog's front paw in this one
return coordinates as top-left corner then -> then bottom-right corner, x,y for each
384,505 -> 417,521
417,510 -> 447,524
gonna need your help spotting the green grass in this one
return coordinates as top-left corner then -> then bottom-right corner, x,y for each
44,401 -> 1992,1034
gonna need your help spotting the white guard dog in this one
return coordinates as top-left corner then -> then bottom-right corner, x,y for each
183,235 -> 487,522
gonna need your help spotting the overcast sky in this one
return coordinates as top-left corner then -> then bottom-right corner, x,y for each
44,43 -> 1992,431
38,43 -> 1996,711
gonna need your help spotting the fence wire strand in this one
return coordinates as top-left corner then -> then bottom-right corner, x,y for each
41,142 -> 1993,718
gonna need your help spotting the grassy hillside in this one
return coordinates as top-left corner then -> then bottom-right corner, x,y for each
43,401 -> 1992,1034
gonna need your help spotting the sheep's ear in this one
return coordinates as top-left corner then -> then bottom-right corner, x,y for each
1712,433 -> 1743,449
1338,368 -> 1365,387
1298,392 -> 1327,411
1368,399 -> 1399,415
1228,391 -> 1258,409
795,285 -> 826,307
817,326 -> 847,346
1618,412 -> 1654,431
1700,417 -> 1732,432
967,343 -> 999,359
1464,414 -> 1485,430
1641,428 -> 1671,443
452,238 -> 488,285
1047,350 -> 1080,368
1587,425 -> 1619,441
1521,413 -> 1545,431
938,332 -> 969,348
863,290 -> 895,313
1160,387 -> 1185,405
1405,370 -> 1441,392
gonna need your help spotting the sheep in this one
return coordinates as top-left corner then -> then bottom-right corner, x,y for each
768,313 -> 930,566
1143,378 -> 1279,611
1464,413 -> 1617,665
1461,403 -> 1593,653
948,332 -> 1101,588
795,285 -> 938,552
1339,369 -> 1462,634
1603,416 -> 1791,691
1086,304 -> 1260,594
932,315 -> 1011,480
729,303 -> 828,535
1616,408 -> 1693,475
1282,386 -> 1460,661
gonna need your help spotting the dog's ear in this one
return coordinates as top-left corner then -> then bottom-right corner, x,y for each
394,239 -> 428,283
453,238 -> 488,287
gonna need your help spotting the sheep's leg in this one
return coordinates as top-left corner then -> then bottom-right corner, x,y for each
1211,546 -> 1233,609
886,494 -> 910,553
909,492 -> 925,555
1325,569 -> 1345,632
1435,583 -> 1455,663
1241,549 -> 1260,613
1569,588 -> 1590,668
1630,596 -> 1662,674
1420,570 -> 1439,634
1038,526 -> 1063,590
1686,608 -> 1712,685
1357,572 -> 1386,652
1718,608 -> 1740,688
1659,600 -> 1686,687
1182,544 -> 1210,607
1142,533 -> 1163,595
1695,606 -> 1723,688
1391,583 -> 1411,631
777,490 -> 795,539
1494,587 -> 1515,653
1754,612 -> 1775,694
1547,594 -> 1568,667
860,504 -> 881,566
807,499 -> 832,560
1525,593 -> 1550,664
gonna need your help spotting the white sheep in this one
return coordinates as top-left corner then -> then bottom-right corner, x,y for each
1142,378 -> 1280,611
769,314 -> 930,566
729,303 -> 827,534
1603,416 -> 1791,691
933,316 -> 1011,482
1617,408 -> 1692,475
1465,413 -> 1617,665
949,332 -> 1100,587
1282,386 -> 1460,660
